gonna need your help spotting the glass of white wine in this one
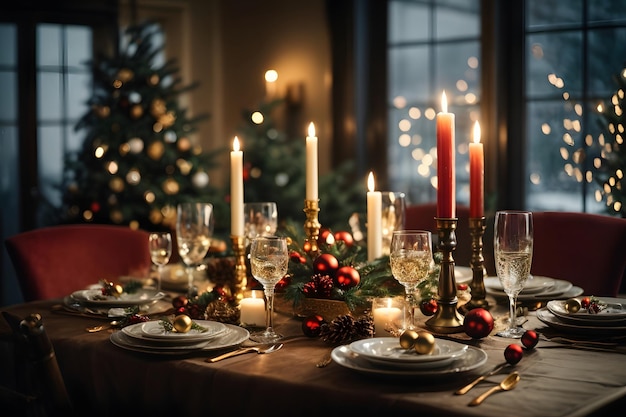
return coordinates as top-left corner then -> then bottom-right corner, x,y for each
148,232 -> 172,292
389,230 -> 433,331
176,202 -> 214,296
248,236 -> 289,343
243,202 -> 278,245
494,210 -> 533,338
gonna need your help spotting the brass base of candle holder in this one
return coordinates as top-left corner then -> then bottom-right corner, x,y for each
425,217 -> 465,333
465,217 -> 489,310
303,199 -> 321,255
230,235 -> 247,302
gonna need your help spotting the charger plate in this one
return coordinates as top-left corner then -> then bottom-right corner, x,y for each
536,308 -> 626,336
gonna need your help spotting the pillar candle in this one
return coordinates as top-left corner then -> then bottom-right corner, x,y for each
436,91 -> 456,218
306,122 -> 318,201
372,298 -> 403,337
367,172 -> 382,261
230,137 -> 244,236
239,290 -> 266,327
469,121 -> 484,218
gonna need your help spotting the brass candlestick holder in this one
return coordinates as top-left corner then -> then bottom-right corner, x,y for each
426,217 -> 465,333
303,199 -> 321,254
466,216 -> 489,310
230,235 -> 247,301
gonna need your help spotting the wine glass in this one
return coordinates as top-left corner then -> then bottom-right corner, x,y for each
494,210 -> 533,338
243,202 -> 278,244
389,230 -> 433,330
176,202 -> 214,296
148,232 -> 172,292
248,236 -> 289,343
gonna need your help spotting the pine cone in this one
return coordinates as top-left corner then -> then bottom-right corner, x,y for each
205,300 -> 240,324
320,314 -> 356,345
302,274 -> 334,298
205,257 -> 237,288
353,315 -> 375,339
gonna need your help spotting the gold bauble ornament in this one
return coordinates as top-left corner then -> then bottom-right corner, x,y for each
399,329 -> 419,349
148,73 -> 160,86
117,68 -> 134,82
159,111 -> 176,127
147,141 -> 165,160
150,98 -> 166,117
414,331 -> 436,355
177,137 -> 191,152
162,178 -> 180,195
173,315 -> 193,333
131,104 -> 143,119
565,298 -> 582,313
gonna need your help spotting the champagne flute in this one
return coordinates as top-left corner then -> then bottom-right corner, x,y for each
176,202 -> 214,296
243,202 -> 278,244
148,232 -> 172,292
494,210 -> 533,338
389,230 -> 433,330
249,236 -> 289,343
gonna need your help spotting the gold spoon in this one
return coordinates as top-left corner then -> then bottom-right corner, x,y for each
86,320 -> 121,333
468,372 -> 520,406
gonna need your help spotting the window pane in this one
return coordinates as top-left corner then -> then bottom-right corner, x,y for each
388,45 -> 431,103
389,1 -> 429,43
526,32 -> 583,99
435,0 -> 480,40
67,73 -> 91,119
38,125 -> 64,207
0,24 -> 16,66
588,0 -> 626,23
37,24 -> 61,67
38,72 -> 63,121
66,26 -> 92,68
434,41 -> 480,99
587,28 -> 626,96
526,0 -> 582,29
0,73 -> 17,121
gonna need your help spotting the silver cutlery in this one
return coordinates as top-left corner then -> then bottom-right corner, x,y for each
455,362 -> 508,395
468,371 -> 520,406
206,343 -> 283,363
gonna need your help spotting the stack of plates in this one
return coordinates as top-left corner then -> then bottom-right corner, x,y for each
484,276 -> 583,301
110,320 -> 250,355
330,337 -> 487,377
69,288 -> 166,307
536,297 -> 626,336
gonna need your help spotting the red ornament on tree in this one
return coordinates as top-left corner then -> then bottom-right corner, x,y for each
463,308 -> 494,339
521,330 -> 538,350
334,266 -> 360,289
302,314 -> 326,337
313,253 -> 339,277
90,201 -> 101,213
333,231 -> 354,247
504,344 -> 524,364
318,228 -> 334,246
275,275 -> 291,292
419,298 -> 438,316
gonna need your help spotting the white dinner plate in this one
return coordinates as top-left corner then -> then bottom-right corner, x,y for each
349,337 -> 468,364
546,298 -> 626,323
331,344 -> 487,378
112,323 -> 249,354
485,275 -> 556,294
536,308 -> 626,336
140,320 -> 228,342
484,277 -> 575,300
70,288 -> 165,307
455,266 -> 473,284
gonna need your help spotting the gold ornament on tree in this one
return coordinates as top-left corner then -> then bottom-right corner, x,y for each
147,141 -> 165,160
162,178 -> 180,195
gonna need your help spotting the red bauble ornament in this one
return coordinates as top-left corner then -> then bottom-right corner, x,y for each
334,266 -> 360,289
172,295 -> 188,309
419,298 -> 438,316
581,296 -> 591,309
302,314 -> 326,337
318,228 -> 334,246
521,330 -> 539,350
463,308 -> 494,339
90,202 -> 101,213
275,276 -> 291,292
504,344 -> 524,364
333,231 -> 354,247
457,283 -> 468,291
313,253 -> 339,277
289,251 -> 306,264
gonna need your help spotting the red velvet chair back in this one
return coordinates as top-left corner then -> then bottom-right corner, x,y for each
5,224 -> 151,301
531,211 -> 626,297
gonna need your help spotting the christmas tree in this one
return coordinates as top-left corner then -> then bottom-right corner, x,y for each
237,99 -> 366,233
596,67 -> 626,218
60,22 -> 229,232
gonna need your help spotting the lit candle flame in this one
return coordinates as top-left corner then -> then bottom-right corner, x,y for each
441,91 -> 448,113
308,122 -> 316,137
367,172 -> 376,192
265,69 -> 278,83
233,136 -> 240,152
473,121 -> 481,144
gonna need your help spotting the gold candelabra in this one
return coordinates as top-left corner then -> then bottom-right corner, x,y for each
230,235 -> 247,301
303,199 -> 321,254
465,216 -> 489,310
425,217 -> 465,333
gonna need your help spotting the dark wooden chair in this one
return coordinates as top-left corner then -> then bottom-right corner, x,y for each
5,224 -> 152,301
0,312 -> 75,417
531,211 -> 626,297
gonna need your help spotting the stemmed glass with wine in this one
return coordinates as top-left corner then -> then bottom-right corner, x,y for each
494,210 -> 533,338
248,236 -> 289,343
389,230 -> 433,331
148,232 -> 172,292
176,202 -> 214,296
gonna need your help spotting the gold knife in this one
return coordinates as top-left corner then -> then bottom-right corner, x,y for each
455,362 -> 508,395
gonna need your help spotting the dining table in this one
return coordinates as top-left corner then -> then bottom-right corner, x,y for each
1,287 -> 626,417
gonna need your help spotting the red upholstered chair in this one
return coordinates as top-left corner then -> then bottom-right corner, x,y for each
5,224 -> 151,302
530,211 -> 626,297
404,203 -> 495,274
